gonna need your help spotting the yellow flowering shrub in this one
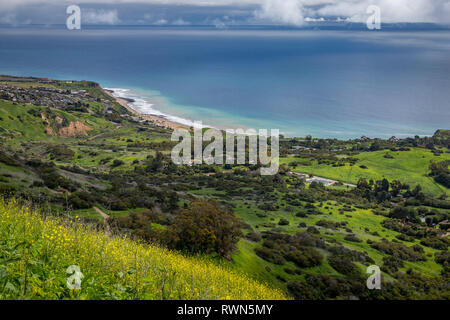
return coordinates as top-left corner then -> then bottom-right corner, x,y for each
0,199 -> 287,300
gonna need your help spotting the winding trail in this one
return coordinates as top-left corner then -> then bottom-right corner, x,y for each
93,206 -> 112,236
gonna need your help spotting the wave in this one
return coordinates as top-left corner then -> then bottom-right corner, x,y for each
105,87 -> 208,129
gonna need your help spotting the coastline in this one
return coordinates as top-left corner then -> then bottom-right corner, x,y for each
104,88 -> 191,131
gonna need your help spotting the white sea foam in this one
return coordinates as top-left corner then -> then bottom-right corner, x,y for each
105,87 -> 207,129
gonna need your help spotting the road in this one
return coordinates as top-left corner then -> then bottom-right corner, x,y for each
289,172 -> 357,188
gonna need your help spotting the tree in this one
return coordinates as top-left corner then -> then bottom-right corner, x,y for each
369,141 -> 381,151
411,185 -> 425,201
429,160 -> 450,188
390,180 -> 403,196
166,200 -> 242,257
357,178 -> 370,190
375,179 -> 390,193
146,151 -> 165,172
388,206 -> 419,223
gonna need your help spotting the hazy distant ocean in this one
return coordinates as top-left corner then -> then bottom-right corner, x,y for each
0,27 -> 449,139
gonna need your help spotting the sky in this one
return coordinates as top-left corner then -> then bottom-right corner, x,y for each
1,0 -> 449,27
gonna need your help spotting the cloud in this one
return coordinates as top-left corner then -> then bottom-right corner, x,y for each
0,13 -> 17,25
254,0 -> 304,26
83,9 -> 120,24
304,17 -> 325,22
312,0 -> 450,24
154,18 -> 168,25
0,0 -> 449,25
172,18 -> 190,25
212,18 -> 227,29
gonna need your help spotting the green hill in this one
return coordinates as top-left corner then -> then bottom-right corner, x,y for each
281,148 -> 449,196
0,199 -> 287,300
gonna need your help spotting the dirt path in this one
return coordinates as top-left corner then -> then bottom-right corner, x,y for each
93,206 -> 112,236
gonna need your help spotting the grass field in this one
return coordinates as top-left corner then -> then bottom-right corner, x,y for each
281,148 -> 449,196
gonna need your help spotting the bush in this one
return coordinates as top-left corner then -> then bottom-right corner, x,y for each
255,247 -> 286,265
245,232 -> 262,242
0,184 -> 17,197
371,240 -> 426,262
68,196 -> 91,210
307,226 -> 320,234
296,211 -> 307,218
328,254 -> 361,278
420,237 -> 449,250
47,144 -> 74,161
287,281 -> 315,300
344,234 -> 362,243
285,247 -> 322,268
388,207 -> 419,223
316,219 -> 346,230
111,210 -> 163,242
166,200 -> 242,257
68,191 -> 95,210
382,256 -> 404,274
111,159 -> 124,168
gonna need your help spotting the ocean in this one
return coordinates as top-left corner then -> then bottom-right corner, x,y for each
0,26 -> 449,139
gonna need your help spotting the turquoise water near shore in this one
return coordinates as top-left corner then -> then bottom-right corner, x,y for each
0,27 -> 449,138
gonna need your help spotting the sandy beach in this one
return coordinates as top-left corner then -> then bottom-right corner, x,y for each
104,89 -> 191,131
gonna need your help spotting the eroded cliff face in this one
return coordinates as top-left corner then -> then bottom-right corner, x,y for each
41,112 -> 91,137
57,121 -> 91,137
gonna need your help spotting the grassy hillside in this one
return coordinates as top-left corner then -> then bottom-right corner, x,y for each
281,148 -> 449,196
229,198 -> 444,290
0,199 -> 287,300
1,76 -> 448,300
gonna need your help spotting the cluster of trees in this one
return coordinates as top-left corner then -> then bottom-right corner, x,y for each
429,160 -> 450,188
27,160 -> 77,192
281,129 -> 449,160
356,177 -> 418,202
287,274 -> 368,300
385,205 -> 448,229
255,231 -> 324,269
382,218 -> 437,238
287,268 -> 449,300
370,240 -> 426,262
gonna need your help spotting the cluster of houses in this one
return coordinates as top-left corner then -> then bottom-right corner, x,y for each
0,84 -> 91,110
